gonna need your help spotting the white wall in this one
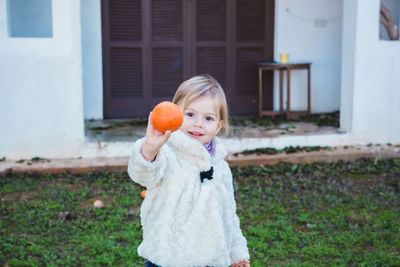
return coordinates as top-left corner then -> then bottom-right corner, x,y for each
0,0 -> 85,159
81,0 -> 103,119
340,0 -> 357,131
350,0 -> 400,143
274,0 -> 343,113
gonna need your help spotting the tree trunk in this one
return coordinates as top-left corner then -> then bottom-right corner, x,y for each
380,3 -> 399,40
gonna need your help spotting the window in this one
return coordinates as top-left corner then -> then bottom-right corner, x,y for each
7,0 -> 53,38
379,0 -> 399,41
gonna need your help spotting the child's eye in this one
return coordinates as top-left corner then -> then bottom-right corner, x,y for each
206,116 -> 214,121
186,112 -> 194,117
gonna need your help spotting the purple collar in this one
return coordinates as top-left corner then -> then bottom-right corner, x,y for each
204,139 -> 215,157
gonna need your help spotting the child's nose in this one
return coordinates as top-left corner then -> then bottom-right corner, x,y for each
193,117 -> 203,127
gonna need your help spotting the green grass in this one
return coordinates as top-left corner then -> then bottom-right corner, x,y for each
1,158 -> 400,266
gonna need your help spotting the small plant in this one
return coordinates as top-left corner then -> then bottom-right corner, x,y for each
297,111 -> 340,127
231,111 -> 340,131
235,147 -> 281,156
235,145 -> 331,156
31,157 -> 50,162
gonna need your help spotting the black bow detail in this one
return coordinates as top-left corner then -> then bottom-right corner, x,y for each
200,167 -> 214,183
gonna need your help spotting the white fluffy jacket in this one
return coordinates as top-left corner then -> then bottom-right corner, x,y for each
127,130 -> 249,267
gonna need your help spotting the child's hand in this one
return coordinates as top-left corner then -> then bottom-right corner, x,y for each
231,259 -> 250,267
141,112 -> 172,161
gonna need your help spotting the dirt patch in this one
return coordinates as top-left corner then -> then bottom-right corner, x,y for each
1,191 -> 38,203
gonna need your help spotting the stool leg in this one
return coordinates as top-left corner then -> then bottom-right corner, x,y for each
258,67 -> 263,117
307,66 -> 311,114
286,68 -> 291,120
279,69 -> 283,112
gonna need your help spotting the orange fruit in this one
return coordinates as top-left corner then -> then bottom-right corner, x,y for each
140,190 -> 146,199
152,101 -> 183,134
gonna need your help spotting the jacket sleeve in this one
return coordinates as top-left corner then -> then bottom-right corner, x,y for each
223,162 -> 250,264
127,137 -> 168,189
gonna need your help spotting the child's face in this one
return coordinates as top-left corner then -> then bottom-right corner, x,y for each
180,96 -> 223,145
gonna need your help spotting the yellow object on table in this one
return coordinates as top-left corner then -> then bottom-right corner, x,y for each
280,53 -> 289,64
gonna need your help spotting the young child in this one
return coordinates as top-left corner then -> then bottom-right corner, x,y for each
128,74 -> 250,267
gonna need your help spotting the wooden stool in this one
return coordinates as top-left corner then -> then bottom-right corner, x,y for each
258,62 -> 311,120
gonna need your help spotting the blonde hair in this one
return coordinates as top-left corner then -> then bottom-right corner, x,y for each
172,74 -> 230,136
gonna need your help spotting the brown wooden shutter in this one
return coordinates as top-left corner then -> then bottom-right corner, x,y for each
194,0 -> 274,114
152,0 -> 182,42
152,48 -> 183,97
195,0 -> 227,89
110,48 -> 142,98
236,0 -> 265,42
102,0 -> 148,117
109,0 -> 141,41
102,0 -> 274,117
197,47 -> 226,88
151,0 -> 184,100
232,0 -> 274,113
236,48 -> 265,96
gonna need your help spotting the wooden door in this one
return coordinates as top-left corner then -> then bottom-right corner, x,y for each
102,0 -> 274,118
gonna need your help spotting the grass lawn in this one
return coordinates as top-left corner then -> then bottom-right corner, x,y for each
1,158 -> 400,266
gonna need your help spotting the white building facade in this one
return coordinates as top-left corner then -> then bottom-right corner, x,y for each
0,0 -> 399,159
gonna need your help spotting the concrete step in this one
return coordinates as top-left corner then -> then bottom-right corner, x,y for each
1,145 -> 399,174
